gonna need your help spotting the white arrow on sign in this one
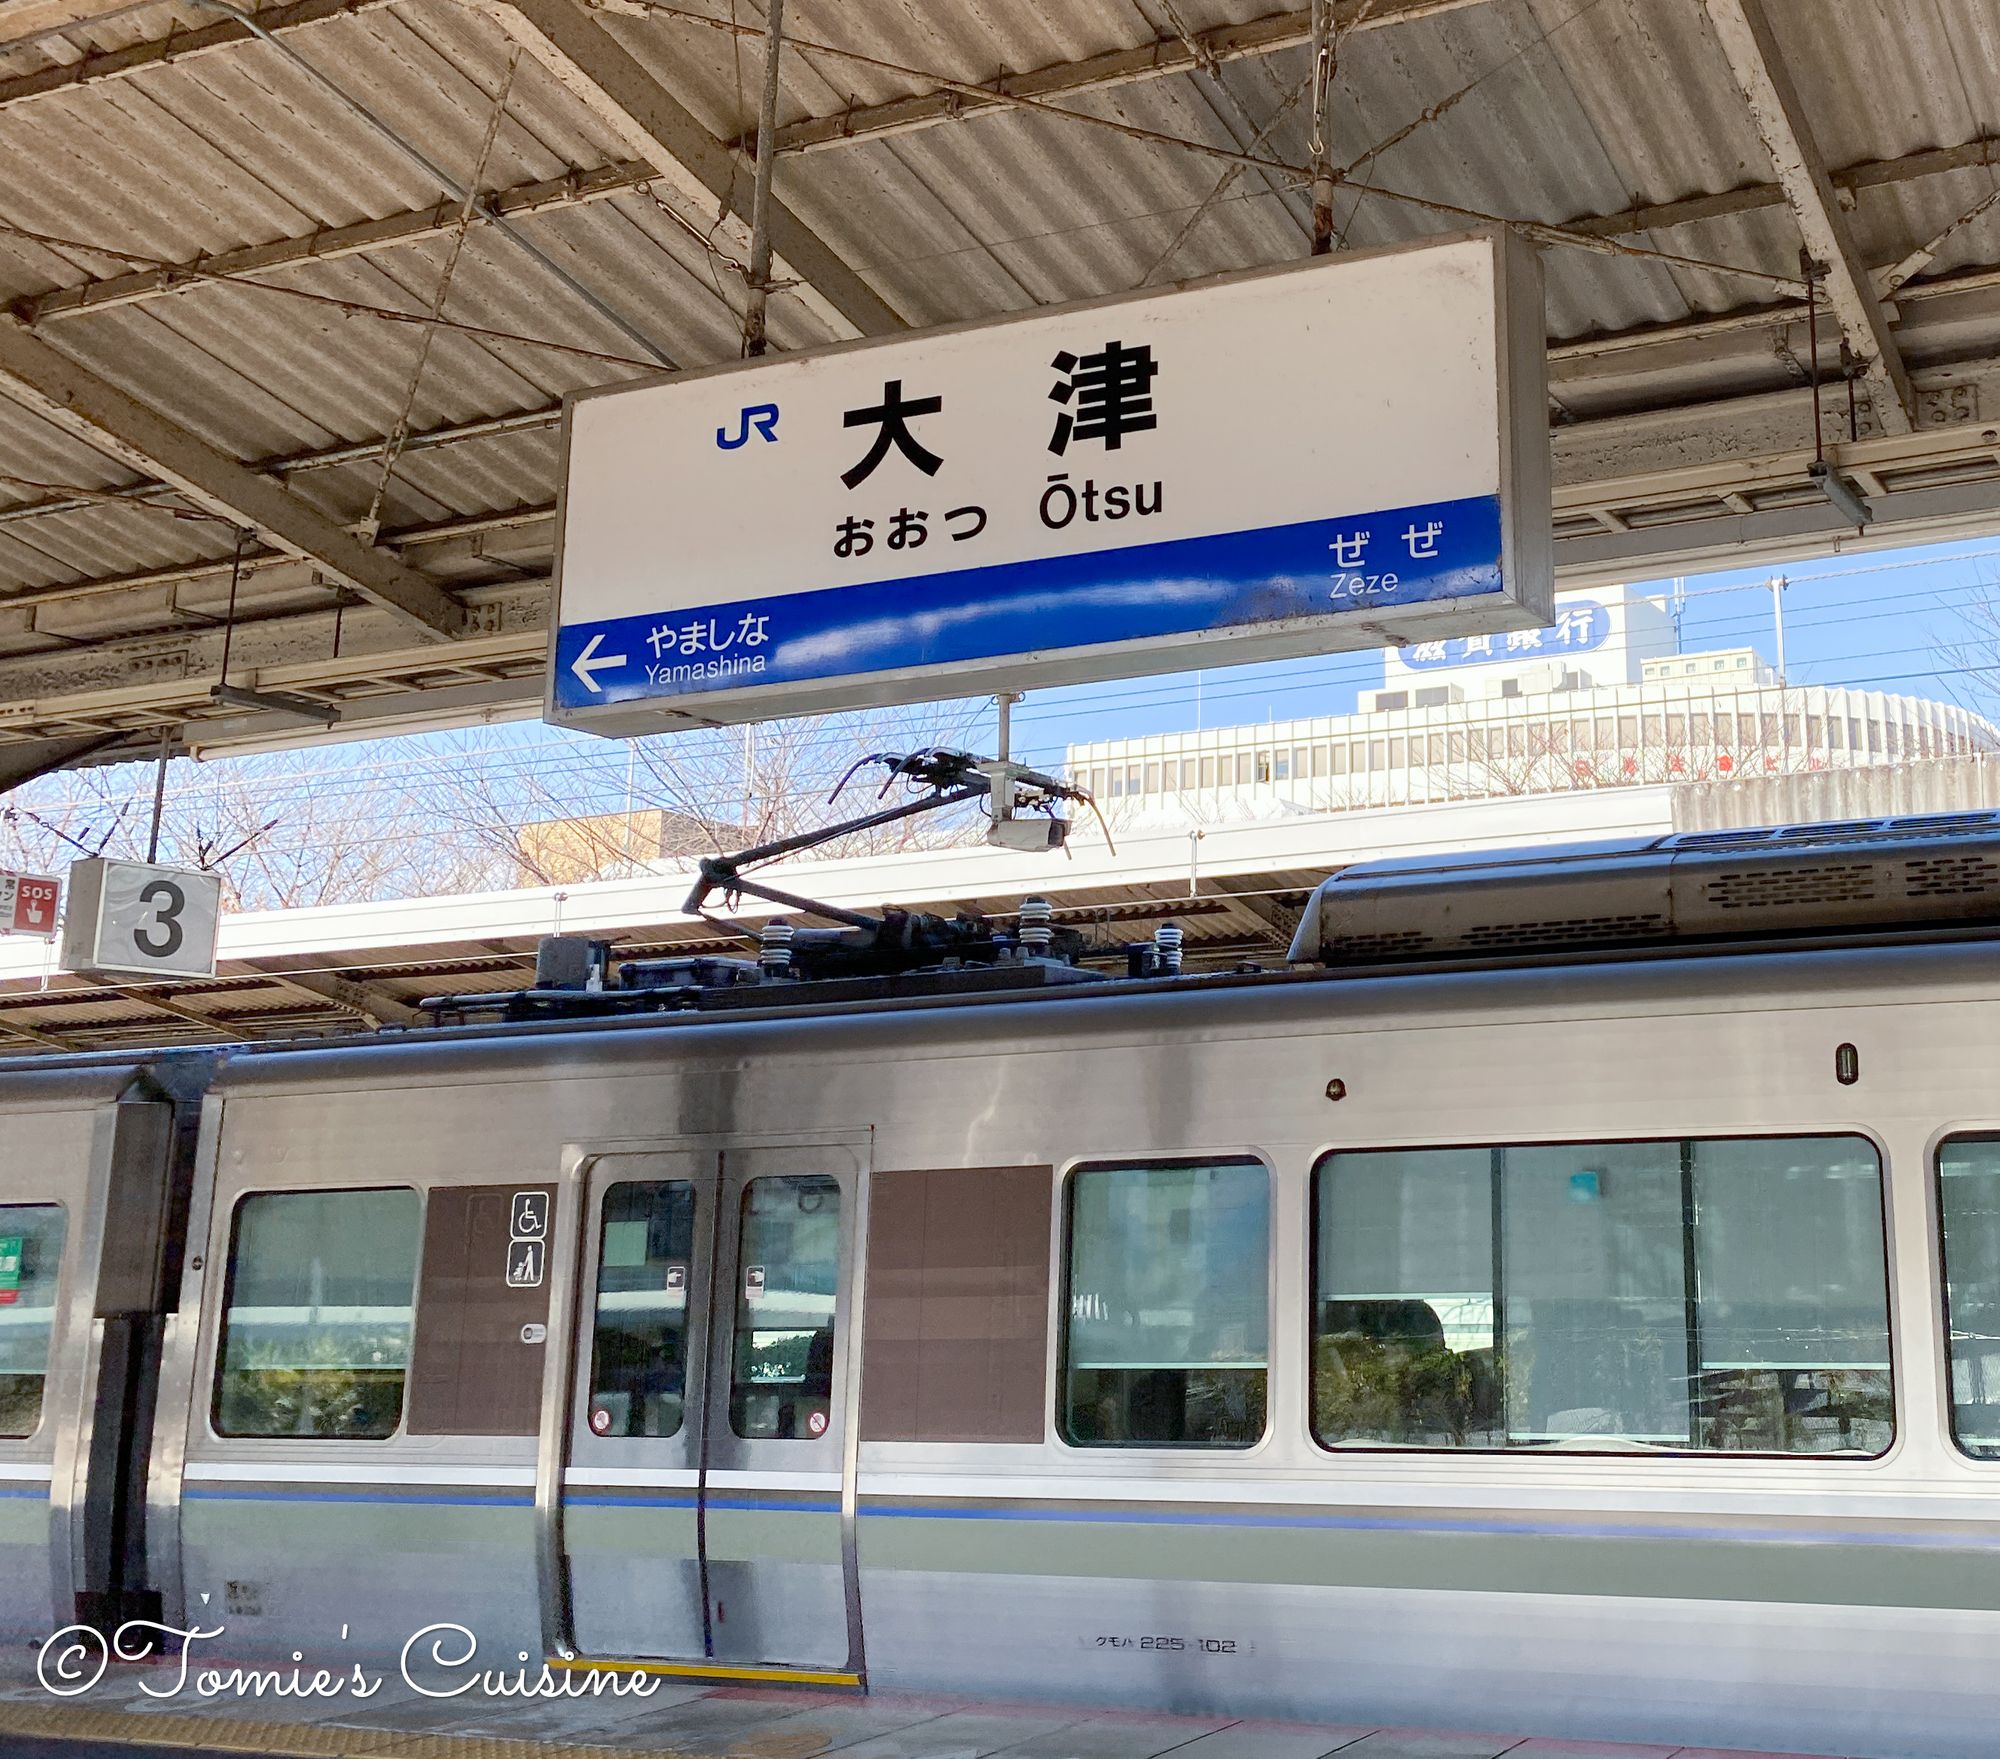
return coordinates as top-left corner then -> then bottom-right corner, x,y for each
570,632 -> 627,695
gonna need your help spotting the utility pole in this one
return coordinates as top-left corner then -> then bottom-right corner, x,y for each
1308,0 -> 1337,255
741,0 -> 786,358
1771,572 -> 1790,771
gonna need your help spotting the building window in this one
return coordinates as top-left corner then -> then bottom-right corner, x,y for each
1107,772 -> 1125,798
1273,751 -> 1290,781
1886,724 -> 1901,758
1144,762 -> 1160,794
1506,725 -> 1526,759
1829,718 -> 1844,750
1807,716 -> 1824,748
1294,746 -> 1309,778
1389,737 -> 1406,769
1739,714 -> 1759,748
587,1181 -> 696,1440
1312,745 -> 1329,778
214,1188 -> 421,1440
1415,687 -> 1452,709
1376,692 -> 1408,712
1449,732 -> 1467,762
729,1175 -> 841,1441
1312,1136 -> 1890,1455
1617,715 -> 1639,748
1594,717 -> 1615,752
1331,744 -> 1347,776
1428,733 -> 1447,765
1063,1159 -> 1269,1448
1200,756 -> 1216,789
1692,712 -> 1712,744
0,1206 -> 65,1439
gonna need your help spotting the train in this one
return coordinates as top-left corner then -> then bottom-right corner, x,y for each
8,810 -> 2000,1759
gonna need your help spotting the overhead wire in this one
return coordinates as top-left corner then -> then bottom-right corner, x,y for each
363,44 -> 523,537
620,0 -> 1802,293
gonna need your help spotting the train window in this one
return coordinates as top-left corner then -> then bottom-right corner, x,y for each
213,1188 -> 421,1440
587,1181 -> 697,1440
0,1206 -> 66,1438
1313,1136 -> 1890,1456
1061,1159 -> 1269,1448
1936,1137 -> 2000,1458
729,1176 -> 841,1441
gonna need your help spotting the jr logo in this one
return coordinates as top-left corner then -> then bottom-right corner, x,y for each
717,403 -> 780,449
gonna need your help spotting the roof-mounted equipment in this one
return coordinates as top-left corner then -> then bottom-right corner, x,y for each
1290,811 -> 2000,969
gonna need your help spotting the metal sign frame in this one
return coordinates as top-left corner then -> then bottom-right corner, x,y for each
546,228 -> 1551,734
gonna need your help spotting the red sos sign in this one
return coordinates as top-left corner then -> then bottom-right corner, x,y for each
12,876 -> 57,937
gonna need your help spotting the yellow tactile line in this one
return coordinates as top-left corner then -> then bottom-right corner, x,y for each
0,1699 -> 717,1759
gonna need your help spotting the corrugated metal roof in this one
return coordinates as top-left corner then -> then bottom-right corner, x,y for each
0,0 -> 1997,754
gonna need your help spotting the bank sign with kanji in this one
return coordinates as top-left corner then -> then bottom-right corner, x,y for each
548,231 -> 1552,730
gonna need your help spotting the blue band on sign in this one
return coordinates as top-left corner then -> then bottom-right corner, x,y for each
553,493 -> 1502,710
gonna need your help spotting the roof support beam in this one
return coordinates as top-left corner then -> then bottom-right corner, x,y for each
116,986 -> 257,1040
0,0 -> 397,104
1702,0 -> 1915,434
0,320 -> 466,641
743,0 -> 1495,156
0,1010 -> 89,1050
241,959 -> 421,1027
15,162 -> 651,325
475,0 -> 900,339
0,133 -> 1986,378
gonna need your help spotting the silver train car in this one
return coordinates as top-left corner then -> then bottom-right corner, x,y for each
9,814 -> 2000,1758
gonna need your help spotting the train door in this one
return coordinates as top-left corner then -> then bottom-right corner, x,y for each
541,1137 -> 864,1680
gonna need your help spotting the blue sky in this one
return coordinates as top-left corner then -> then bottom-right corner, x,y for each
21,531 -> 2000,850
989,534 -> 2000,769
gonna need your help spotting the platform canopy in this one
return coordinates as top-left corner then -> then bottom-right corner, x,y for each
0,0 -> 1997,777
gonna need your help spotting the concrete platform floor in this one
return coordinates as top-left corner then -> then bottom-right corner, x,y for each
0,1667 -> 1856,1759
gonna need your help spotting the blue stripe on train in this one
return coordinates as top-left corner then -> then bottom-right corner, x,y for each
172,1484 -> 2000,1551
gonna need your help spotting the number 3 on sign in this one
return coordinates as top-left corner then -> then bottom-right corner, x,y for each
134,879 -> 186,958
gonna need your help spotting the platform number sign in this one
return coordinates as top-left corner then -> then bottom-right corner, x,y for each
0,1236 -> 19,1307
60,858 -> 223,980
505,1187 -> 552,1288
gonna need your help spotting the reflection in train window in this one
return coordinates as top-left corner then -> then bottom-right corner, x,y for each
587,1181 -> 696,1440
1062,1159 -> 1269,1448
1938,1137 -> 2000,1458
0,1206 -> 66,1438
213,1188 -> 421,1439
729,1176 -> 840,1441
1314,1137 -> 1890,1455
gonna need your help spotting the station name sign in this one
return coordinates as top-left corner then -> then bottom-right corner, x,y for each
548,230 -> 1553,733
